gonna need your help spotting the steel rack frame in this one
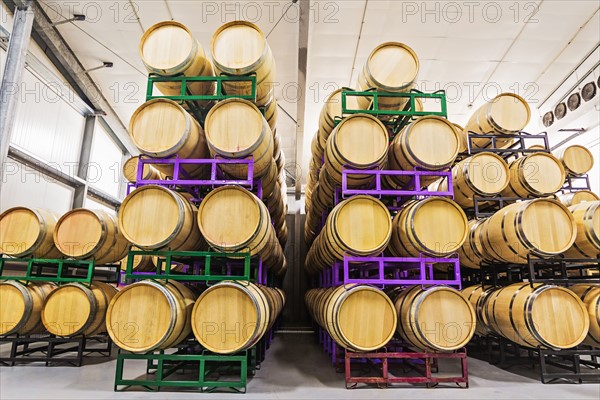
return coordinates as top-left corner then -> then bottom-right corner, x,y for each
320,255 -> 462,289
469,334 -> 600,384
561,175 -> 592,192
465,131 -> 551,160
146,74 -> 257,124
122,250 -> 272,286
339,89 -> 448,135
467,254 -> 600,290
127,156 -> 262,200
114,342 -> 250,393
0,333 -> 112,367
344,346 -> 468,389
0,256 -> 120,285
315,327 -> 468,388
340,168 -> 453,204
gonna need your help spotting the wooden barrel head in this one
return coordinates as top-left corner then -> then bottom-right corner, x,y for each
520,199 -> 577,255
415,287 -> 476,351
42,284 -> 92,336
564,190 -> 600,206
520,153 -> 565,195
365,42 -> 419,90
333,114 -> 388,166
334,196 -> 391,254
489,93 -> 531,132
0,282 -> 28,335
197,186 -> 261,250
106,281 -> 175,352
129,99 -> 189,157
191,283 -> 263,353
54,209 -> 103,258
323,89 -> 361,121
530,286 -> 589,349
464,152 -> 510,194
412,198 -> 469,254
561,145 -> 594,175
204,98 -> 264,154
0,207 -> 40,256
405,116 -> 460,167
211,21 -> 265,70
336,286 -> 396,351
118,186 -> 182,249
140,21 -> 194,72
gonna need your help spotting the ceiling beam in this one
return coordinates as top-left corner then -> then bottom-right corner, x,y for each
6,0 -> 138,155
294,0 -> 310,200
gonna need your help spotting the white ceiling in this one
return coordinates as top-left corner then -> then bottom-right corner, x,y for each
21,1 -> 600,184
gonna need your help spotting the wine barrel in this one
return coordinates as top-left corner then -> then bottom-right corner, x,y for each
356,42 -> 419,113
323,113 -> 388,188
563,201 -> 600,258
460,285 -> 496,336
118,185 -> 205,251
386,116 -> 460,189
394,286 -> 476,351
430,152 -> 510,207
54,209 -> 130,265
568,285 -> 600,347
191,281 -> 275,354
0,207 -> 62,258
555,145 -> 595,176
483,283 -> 589,349
139,21 -> 215,107
204,98 -> 274,179
481,199 -> 577,263
528,144 -> 548,151
211,21 -> 276,107
118,246 -> 156,272
388,197 -> 468,257
501,153 -> 566,198
305,196 -> 392,273
42,282 -> 118,337
458,219 -> 494,269
197,185 -> 284,272
128,99 -> 210,178
318,88 -> 362,148
321,285 -> 396,351
452,123 -> 468,154
122,156 -> 164,183
106,280 -> 196,352
0,281 -> 56,336
464,93 -> 531,148
558,190 -> 600,207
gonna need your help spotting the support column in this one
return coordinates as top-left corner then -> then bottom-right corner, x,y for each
0,1 -> 34,172
72,115 -> 96,208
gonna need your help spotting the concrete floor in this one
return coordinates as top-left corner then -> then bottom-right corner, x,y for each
0,333 -> 598,400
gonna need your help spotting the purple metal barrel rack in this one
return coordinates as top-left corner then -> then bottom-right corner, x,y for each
321,255 -> 461,289
129,156 -> 263,199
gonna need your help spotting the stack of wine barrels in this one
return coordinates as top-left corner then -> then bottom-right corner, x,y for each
461,283 -> 590,349
105,279 -> 285,354
0,207 -> 63,258
139,21 -> 215,110
462,92 -> 531,149
0,206 -> 131,266
305,195 -> 392,273
392,286 -> 476,352
191,281 -> 285,354
305,285 -> 397,351
0,281 -> 57,336
0,277 -> 120,339
459,198 -> 578,265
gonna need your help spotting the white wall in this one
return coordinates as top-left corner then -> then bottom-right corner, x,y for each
1,160 -> 74,214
